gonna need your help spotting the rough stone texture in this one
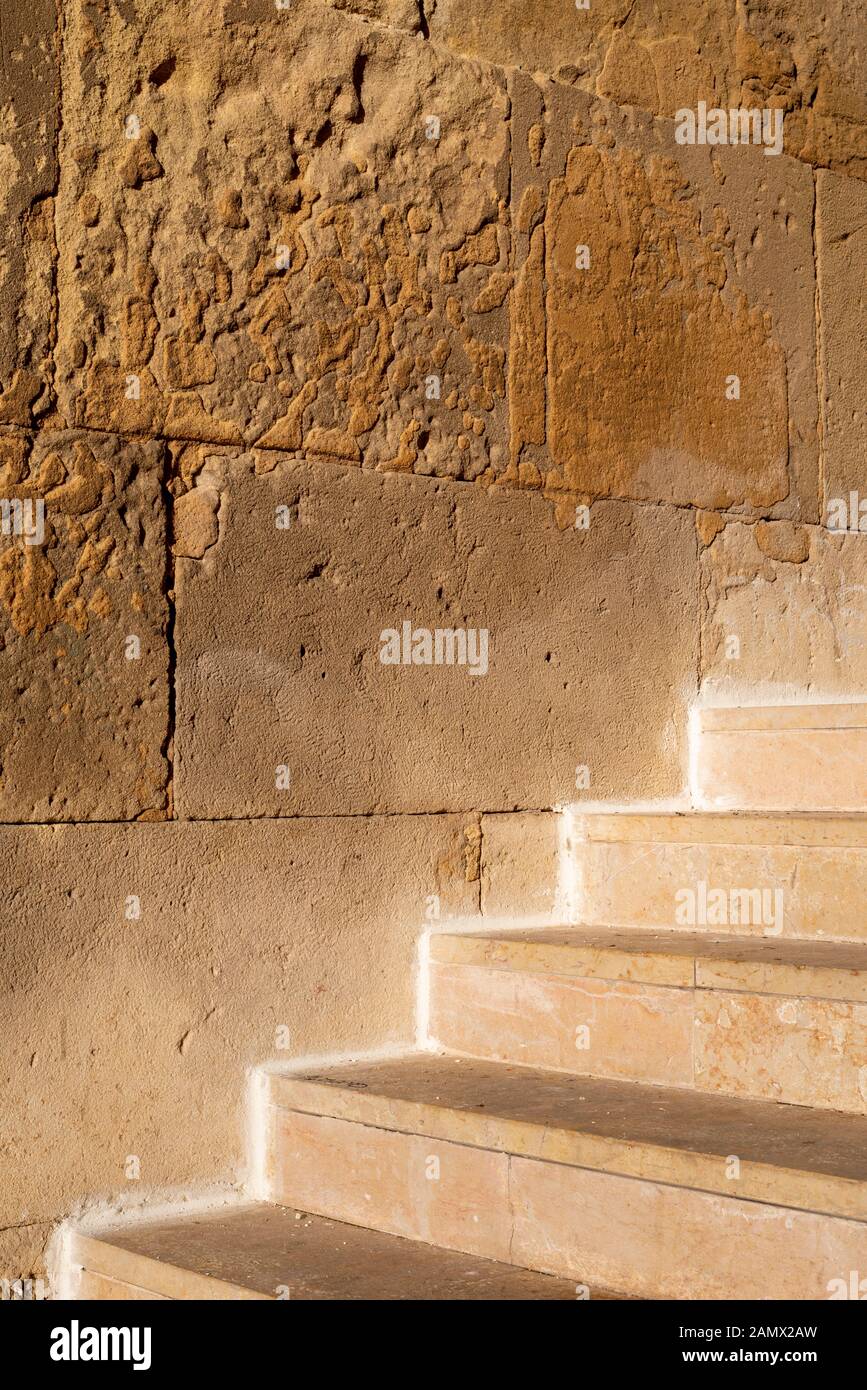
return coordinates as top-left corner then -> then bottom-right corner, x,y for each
54,1 -> 511,484
0,429 -> 169,821
816,171 -> 867,508
174,453 -> 697,815
0,0 -> 57,426
479,811 -> 561,920
508,71 -> 818,518
429,0 -> 867,179
0,1223 -> 53,1292
700,520 -> 867,701
0,815 -> 478,1267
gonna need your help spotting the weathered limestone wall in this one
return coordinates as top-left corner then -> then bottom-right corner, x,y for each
1,0 -> 864,1279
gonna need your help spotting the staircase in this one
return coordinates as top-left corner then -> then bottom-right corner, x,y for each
60,705 -> 867,1300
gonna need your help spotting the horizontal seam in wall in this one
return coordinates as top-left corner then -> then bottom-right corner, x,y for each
0,420 -> 821,525
0,807 -> 558,828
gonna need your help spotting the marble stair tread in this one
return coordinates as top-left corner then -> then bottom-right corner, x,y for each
575,811 -> 867,847
267,1052 -> 867,1219
700,705 -> 867,732
430,925 -> 867,1000
68,1202 -> 607,1300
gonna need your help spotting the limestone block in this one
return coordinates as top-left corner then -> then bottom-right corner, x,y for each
480,811 -> 560,919
0,429 -> 169,821
54,0 -> 511,485
173,454 -> 697,815
700,521 -> 867,701
429,0 -> 867,178
428,927 -> 867,1110
508,72 -> 817,518
817,172 -> 867,509
266,1055 -> 867,1296
0,815 -> 477,1238
0,0 -> 57,426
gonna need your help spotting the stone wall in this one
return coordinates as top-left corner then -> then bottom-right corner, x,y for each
1,0 -> 863,1279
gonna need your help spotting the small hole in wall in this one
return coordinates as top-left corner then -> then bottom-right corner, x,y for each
149,57 -> 177,86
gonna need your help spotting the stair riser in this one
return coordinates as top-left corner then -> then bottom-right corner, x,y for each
66,1233 -> 273,1301
696,728 -> 867,812
428,962 -> 867,1113
575,840 -> 867,942
267,1107 -> 867,1299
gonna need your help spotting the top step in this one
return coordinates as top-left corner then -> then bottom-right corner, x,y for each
695,703 -> 867,812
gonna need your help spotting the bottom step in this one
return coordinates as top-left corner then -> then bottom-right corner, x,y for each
66,1203 -> 623,1300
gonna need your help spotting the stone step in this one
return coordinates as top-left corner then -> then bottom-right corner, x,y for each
695,704 -> 867,812
428,927 -> 867,1112
264,1053 -> 867,1300
65,1202 -> 598,1300
570,812 -> 867,943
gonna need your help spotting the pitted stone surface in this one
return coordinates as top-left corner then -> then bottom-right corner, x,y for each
54,1 -> 510,484
0,429 -> 169,821
427,0 -> 867,179
0,0 -> 58,426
